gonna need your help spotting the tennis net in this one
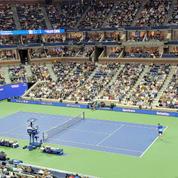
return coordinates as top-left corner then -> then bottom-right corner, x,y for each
43,112 -> 85,141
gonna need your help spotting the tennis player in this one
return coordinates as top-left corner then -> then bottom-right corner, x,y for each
157,123 -> 163,136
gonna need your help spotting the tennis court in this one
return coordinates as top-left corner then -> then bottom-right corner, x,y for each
0,111 -> 164,157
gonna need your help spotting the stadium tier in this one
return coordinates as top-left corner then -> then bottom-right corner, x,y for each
18,62 -> 176,110
0,151 -> 89,178
0,0 -> 178,127
0,0 -> 177,30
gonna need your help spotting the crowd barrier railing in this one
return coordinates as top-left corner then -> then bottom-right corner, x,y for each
10,98 -> 178,118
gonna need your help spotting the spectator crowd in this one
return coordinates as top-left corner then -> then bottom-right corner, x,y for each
21,62 -> 178,110
30,64 -> 52,82
0,0 -> 177,31
105,0 -> 141,28
8,65 -> 27,83
100,64 -> 144,102
16,4 -> 46,30
27,62 -> 96,100
0,1 -> 178,111
0,73 -> 5,85
123,64 -> 170,108
0,50 -> 17,61
136,0 -> 171,26
0,151 -> 87,178
0,4 -> 15,30
68,63 -> 119,102
47,2 -> 89,29
158,68 -> 178,108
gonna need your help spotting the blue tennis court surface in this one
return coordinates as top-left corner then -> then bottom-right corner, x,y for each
0,111 -> 164,157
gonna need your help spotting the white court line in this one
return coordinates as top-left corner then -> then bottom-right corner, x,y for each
96,124 -> 125,146
84,118 -> 160,129
124,124 -> 157,130
70,123 -> 157,136
68,127 -> 124,135
139,126 -> 168,158
68,122 -> 159,140
0,125 -> 25,135
50,138 -> 142,154
68,128 -> 109,135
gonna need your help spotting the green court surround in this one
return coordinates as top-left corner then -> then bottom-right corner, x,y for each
0,101 -> 178,178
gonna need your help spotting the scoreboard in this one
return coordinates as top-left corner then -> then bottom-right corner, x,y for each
0,29 -> 65,36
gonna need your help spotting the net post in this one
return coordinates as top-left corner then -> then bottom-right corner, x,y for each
42,132 -> 45,143
82,112 -> 85,119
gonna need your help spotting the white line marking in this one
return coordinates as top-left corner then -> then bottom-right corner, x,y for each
68,128 -> 119,135
124,124 -> 157,130
69,123 -> 157,136
139,126 -> 168,158
68,128 -> 109,135
49,139 -> 141,157
96,124 -> 125,146
0,125 -> 24,135
139,136 -> 159,158
50,136 -> 143,154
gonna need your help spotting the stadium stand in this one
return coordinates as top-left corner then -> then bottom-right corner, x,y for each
135,0 -> 171,26
124,64 -> 171,107
8,65 -> 27,83
108,48 -> 122,58
21,34 -> 42,44
26,62 -> 96,100
52,62 -> 77,82
0,4 -> 16,30
145,31 -> 166,41
0,73 -> 5,85
64,63 -> 119,102
158,67 -> 178,108
104,0 -> 141,28
0,50 -> 17,61
30,64 -> 52,82
1,1 -> 178,177
46,1 -> 89,29
0,36 -> 20,46
43,34 -> 64,43
162,52 -> 178,58
168,1 -> 178,25
0,0 -> 178,114
30,48 -> 47,59
78,1 -> 114,29
20,62 -> 178,111
0,151 -> 89,178
0,0 -> 177,31
100,64 -> 144,101
16,3 -> 47,30
27,46 -> 94,59
124,47 -> 160,58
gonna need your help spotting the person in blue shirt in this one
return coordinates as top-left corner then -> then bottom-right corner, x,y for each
158,123 -> 163,135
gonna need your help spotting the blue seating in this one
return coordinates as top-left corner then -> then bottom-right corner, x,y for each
162,53 -> 178,58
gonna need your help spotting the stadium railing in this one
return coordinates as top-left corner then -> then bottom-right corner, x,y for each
21,163 -> 97,178
20,95 -> 178,113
